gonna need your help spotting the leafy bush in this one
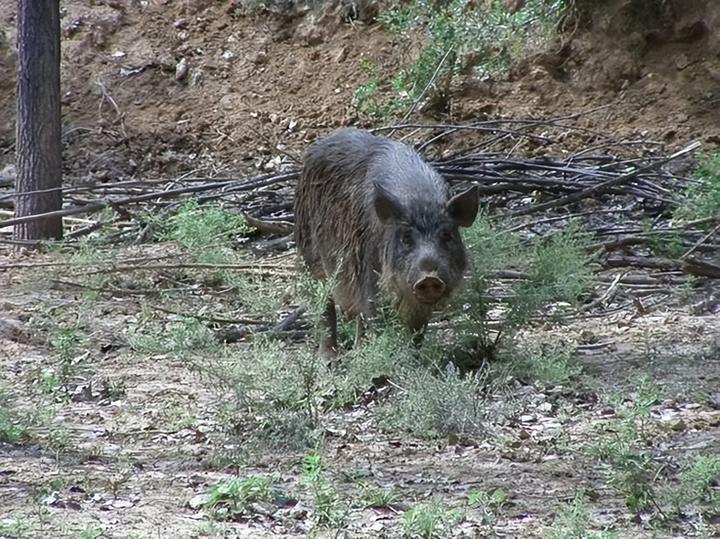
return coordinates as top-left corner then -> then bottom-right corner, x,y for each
400,499 -> 465,538
204,476 -> 275,520
357,0 -> 568,119
675,151 -> 720,223
381,361 -> 490,439
167,198 -> 253,263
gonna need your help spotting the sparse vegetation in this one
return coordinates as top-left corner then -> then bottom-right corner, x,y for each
676,150 -> 720,223
590,378 -> 663,514
545,490 -> 616,539
381,360 -> 491,439
507,340 -> 581,386
400,499 -> 466,538
204,476 -> 275,520
466,487 -> 510,526
302,452 -> 348,528
0,386 -> 35,444
127,314 -> 220,357
357,0 -> 569,120
667,455 -> 720,518
356,482 -> 402,509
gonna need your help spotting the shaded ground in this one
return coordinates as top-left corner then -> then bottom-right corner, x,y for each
1,0 -> 720,179
0,243 -> 718,537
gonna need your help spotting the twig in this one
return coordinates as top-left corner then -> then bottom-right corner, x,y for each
79,262 -> 294,276
680,221 -> 720,260
508,141 -> 702,217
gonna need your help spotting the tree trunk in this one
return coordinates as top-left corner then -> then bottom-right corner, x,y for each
14,0 -> 63,244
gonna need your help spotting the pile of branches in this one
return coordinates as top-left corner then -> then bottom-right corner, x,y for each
1,115 -> 719,319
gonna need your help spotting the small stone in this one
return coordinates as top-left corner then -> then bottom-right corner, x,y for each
334,46 -> 348,63
249,50 -> 268,65
174,18 -> 188,29
175,58 -> 189,81
188,493 -> 210,510
671,419 -> 687,432
538,402 -> 552,413
676,53 -> 691,71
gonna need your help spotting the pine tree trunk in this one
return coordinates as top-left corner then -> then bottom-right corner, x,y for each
14,0 -> 63,244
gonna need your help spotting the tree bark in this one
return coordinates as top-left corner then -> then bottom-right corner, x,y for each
14,0 -> 63,244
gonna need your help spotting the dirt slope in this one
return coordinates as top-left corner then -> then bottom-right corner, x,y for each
0,0 -> 719,181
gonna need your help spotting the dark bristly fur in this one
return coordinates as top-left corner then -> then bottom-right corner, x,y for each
294,128 -> 479,357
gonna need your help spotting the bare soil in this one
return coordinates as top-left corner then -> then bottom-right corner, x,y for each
1,0 -> 720,537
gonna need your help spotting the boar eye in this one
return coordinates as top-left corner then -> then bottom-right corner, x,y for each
400,230 -> 414,248
439,229 -> 455,243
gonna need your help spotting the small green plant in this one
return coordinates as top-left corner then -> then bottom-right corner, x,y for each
451,214 -> 591,367
356,482 -> 402,509
302,452 -> 347,528
508,223 -> 592,327
400,499 -> 465,538
169,199 -> 252,254
0,516 -> 31,538
676,151 -> 720,222
191,335 -> 327,453
333,327 -> 410,405
360,0 -> 567,120
377,6 -> 416,33
667,455 -> 720,517
507,340 -> 580,386
643,220 -> 685,259
194,522 -> 233,537
48,323 -> 87,393
127,315 -> 220,357
352,61 -> 396,120
467,488 -> 509,525
382,361 -> 489,439
590,378 -> 663,515
74,526 -> 104,539
204,476 -> 274,520
545,490 -> 616,539
0,386 -> 35,444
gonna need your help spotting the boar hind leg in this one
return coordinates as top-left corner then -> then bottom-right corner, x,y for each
319,298 -> 339,360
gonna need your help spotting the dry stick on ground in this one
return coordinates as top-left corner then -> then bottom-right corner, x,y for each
76,262 -> 295,277
604,255 -> 720,278
507,141 -> 702,217
0,172 -> 296,230
681,221 -> 720,260
150,304 -> 265,325
395,45 -> 456,130
0,254 -> 179,271
50,278 -> 203,297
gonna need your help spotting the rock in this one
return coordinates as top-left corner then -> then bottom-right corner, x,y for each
175,58 -> 189,81
671,419 -> 687,432
0,316 -> 29,343
188,493 -> 210,510
174,18 -> 188,29
333,46 -> 348,63
249,50 -> 268,65
297,22 -> 324,46
675,54 -> 691,71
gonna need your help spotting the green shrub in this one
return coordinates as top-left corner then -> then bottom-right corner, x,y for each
676,151 -> 720,223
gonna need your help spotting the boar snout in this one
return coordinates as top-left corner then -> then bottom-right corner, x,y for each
413,274 -> 446,304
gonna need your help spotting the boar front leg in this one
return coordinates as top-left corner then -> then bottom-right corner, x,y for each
319,298 -> 339,360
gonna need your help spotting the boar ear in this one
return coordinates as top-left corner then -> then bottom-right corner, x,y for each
374,183 -> 405,223
447,185 -> 479,228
